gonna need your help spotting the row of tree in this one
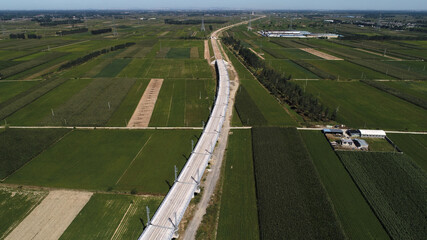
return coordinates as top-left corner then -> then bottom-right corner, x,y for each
59,42 -> 135,70
223,36 -> 336,121
91,28 -> 112,35
9,33 -> 42,39
40,19 -> 83,26
164,19 -> 227,25
56,28 -> 88,36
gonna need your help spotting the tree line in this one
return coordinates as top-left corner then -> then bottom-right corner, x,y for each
59,42 -> 135,70
164,19 -> 227,25
10,33 -> 42,39
56,28 -> 88,36
223,36 -> 336,121
91,28 -> 112,35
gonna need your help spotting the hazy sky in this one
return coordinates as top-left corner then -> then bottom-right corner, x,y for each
1,0 -> 426,11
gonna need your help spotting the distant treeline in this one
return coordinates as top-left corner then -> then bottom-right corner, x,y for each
40,19 -> 83,26
164,19 -> 227,25
59,42 -> 135,70
91,28 -> 112,35
10,33 -> 42,39
223,36 -> 335,121
56,28 -> 88,36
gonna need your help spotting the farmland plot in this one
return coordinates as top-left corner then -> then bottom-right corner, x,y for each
41,78 -> 135,126
388,134 -> 427,171
60,194 -> 162,240
0,81 -> 39,105
95,58 -> 132,78
0,188 -> 48,239
0,128 -> 70,179
295,80 -> 427,130
300,131 -> 389,240
252,127 -> 345,240
337,151 -> 427,240
217,130 -> 259,240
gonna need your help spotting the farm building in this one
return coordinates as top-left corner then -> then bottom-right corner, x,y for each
338,138 -> 355,148
359,129 -> 386,138
347,129 -> 361,137
353,139 -> 369,150
323,128 -> 343,135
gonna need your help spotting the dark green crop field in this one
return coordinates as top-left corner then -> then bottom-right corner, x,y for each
252,127 -> 345,240
0,128 -> 70,180
217,130 -> 259,240
60,194 -> 162,240
95,58 -> 132,78
299,131 -> 389,240
337,151 -> 427,240
0,81 -> 39,105
388,133 -> 427,171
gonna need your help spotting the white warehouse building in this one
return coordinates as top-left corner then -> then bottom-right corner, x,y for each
359,129 -> 386,138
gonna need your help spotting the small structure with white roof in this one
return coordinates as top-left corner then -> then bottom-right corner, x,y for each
359,129 -> 386,138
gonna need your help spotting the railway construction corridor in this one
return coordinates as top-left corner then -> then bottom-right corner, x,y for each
138,17 -> 263,240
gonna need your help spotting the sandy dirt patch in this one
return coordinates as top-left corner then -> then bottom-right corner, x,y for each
249,47 -> 265,60
127,78 -> 164,127
356,48 -> 402,61
204,40 -> 211,61
158,31 -> 169,37
5,190 -> 92,240
300,48 -> 343,60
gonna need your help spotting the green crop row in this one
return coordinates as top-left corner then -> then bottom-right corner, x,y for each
41,78 -> 135,126
252,127 -> 345,239
234,86 -> 267,126
337,151 -> 427,240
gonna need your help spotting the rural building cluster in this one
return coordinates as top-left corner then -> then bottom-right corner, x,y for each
323,129 -> 387,151
259,30 -> 340,38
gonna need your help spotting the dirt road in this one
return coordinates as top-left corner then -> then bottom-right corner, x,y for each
300,48 -> 343,60
127,78 -> 164,127
5,190 -> 92,240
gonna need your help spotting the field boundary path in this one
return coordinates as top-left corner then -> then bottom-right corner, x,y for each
5,190 -> 92,240
249,47 -> 265,60
300,48 -> 343,60
204,40 -> 210,61
127,78 -> 164,127
138,16 -> 264,240
356,48 -> 403,61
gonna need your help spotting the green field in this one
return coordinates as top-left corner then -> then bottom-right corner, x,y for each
41,78 -> 135,126
252,127 -> 344,239
107,79 -> 149,126
388,134 -> 427,171
0,187 -> 48,239
216,130 -> 259,240
233,86 -> 267,126
95,58 -> 132,78
266,59 -> 319,79
299,131 -> 389,240
381,80 -> 427,103
296,80 -> 427,130
166,48 -> 190,58
0,128 -> 71,179
149,79 -> 215,127
304,60 -> 391,80
6,129 -> 200,194
0,81 -> 39,104
337,151 -> 427,240
60,194 -> 162,240
5,78 -> 93,126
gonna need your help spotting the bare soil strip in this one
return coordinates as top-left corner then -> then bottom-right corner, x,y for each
300,48 -> 343,60
127,78 -> 164,127
204,40 -> 210,60
249,47 -> 265,60
5,190 -> 92,240
356,48 -> 403,61
159,31 -> 169,37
